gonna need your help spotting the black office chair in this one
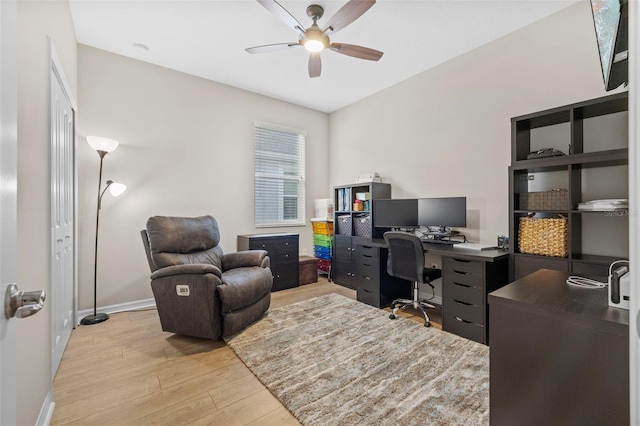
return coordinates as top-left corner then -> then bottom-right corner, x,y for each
383,231 -> 442,327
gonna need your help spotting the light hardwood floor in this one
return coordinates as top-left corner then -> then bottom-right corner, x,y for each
51,278 -> 440,425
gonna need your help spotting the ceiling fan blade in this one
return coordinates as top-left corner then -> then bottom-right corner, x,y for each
329,43 -> 383,61
308,53 -> 321,78
323,0 -> 376,36
257,0 -> 305,35
245,42 -> 301,54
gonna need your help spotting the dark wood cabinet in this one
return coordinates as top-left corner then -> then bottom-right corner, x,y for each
332,182 -> 391,289
237,233 -> 299,292
509,92 -> 629,281
332,234 -> 357,288
489,269 -> 629,425
354,241 -> 410,308
441,253 -> 508,345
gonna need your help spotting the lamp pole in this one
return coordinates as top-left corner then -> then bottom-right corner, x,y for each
81,150 -> 110,325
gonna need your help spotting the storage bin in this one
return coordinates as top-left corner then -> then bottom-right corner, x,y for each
336,215 -> 352,235
314,246 -> 331,260
353,214 -> 371,238
519,189 -> 570,211
313,234 -> 333,247
312,220 -> 334,235
518,215 -> 568,257
299,256 -> 318,285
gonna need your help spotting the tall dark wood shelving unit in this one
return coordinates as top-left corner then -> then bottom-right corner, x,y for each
509,92 -> 629,281
332,182 -> 391,289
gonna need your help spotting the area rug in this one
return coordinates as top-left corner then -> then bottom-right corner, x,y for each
225,293 -> 489,425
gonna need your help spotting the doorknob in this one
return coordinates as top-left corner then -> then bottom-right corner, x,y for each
4,283 -> 46,319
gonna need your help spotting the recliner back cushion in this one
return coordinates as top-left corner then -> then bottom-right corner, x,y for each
146,215 -> 223,269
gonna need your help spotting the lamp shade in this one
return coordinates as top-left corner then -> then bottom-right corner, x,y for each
87,136 -> 119,153
108,182 -> 127,197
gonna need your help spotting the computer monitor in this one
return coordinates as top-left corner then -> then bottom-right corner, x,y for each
373,199 -> 418,228
418,197 -> 467,230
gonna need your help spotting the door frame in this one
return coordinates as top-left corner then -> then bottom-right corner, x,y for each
49,38 -> 78,380
0,0 -> 18,424
629,1 -> 639,423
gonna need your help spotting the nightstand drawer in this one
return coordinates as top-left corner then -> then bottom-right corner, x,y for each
444,281 -> 483,306
247,236 -> 298,252
444,257 -> 484,275
272,268 -> 298,291
444,298 -> 483,325
444,269 -> 483,287
443,314 -> 484,344
273,247 -> 298,264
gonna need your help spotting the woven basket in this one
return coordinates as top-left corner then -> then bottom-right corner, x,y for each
353,214 -> 371,238
336,215 -> 352,235
518,215 -> 568,257
519,189 -> 570,210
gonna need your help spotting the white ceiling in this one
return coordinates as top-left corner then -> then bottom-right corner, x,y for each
69,0 -> 580,113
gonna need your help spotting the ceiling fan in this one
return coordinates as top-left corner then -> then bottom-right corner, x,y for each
246,0 -> 383,78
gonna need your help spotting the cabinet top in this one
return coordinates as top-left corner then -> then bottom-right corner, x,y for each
489,269 -> 629,335
511,91 -> 628,124
237,233 -> 299,239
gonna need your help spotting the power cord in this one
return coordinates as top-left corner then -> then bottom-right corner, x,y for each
565,259 -> 630,289
565,275 -> 607,288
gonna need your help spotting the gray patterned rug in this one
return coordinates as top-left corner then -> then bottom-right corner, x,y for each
225,293 -> 489,425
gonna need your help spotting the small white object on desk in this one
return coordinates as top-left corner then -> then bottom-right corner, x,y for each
454,242 -> 498,250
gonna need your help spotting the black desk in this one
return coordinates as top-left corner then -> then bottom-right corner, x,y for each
353,238 -> 509,344
489,269 -> 629,425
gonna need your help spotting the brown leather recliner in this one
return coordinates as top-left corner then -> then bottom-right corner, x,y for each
140,215 -> 272,339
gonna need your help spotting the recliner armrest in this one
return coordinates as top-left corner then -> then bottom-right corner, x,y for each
222,250 -> 270,271
150,263 -> 223,280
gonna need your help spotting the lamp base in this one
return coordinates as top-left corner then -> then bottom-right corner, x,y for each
80,312 -> 109,325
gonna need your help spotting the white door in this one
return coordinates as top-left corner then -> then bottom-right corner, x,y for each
0,1 -> 17,424
50,45 -> 76,378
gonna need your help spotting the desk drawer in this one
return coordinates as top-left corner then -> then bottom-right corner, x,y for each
444,298 -> 483,325
357,286 -> 381,308
356,270 -> 378,291
444,269 -> 483,288
444,257 -> 484,275
444,281 -> 483,306
443,314 -> 485,344
356,244 -> 379,259
357,257 -> 380,280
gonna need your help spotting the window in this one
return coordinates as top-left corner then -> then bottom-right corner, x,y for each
254,122 -> 305,227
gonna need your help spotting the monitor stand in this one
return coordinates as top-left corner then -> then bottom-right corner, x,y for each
421,227 -> 463,244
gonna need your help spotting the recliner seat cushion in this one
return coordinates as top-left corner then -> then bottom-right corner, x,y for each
218,267 -> 273,312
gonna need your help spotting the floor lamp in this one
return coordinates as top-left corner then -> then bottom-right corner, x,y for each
81,136 -> 126,326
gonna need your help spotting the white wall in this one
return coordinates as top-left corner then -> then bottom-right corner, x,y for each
16,0 -> 77,424
77,45 -> 330,309
328,1 -> 625,247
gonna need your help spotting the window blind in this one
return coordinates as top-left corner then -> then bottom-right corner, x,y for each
254,122 -> 306,227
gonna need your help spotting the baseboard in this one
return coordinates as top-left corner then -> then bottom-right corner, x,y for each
77,298 -> 156,324
37,391 -> 54,426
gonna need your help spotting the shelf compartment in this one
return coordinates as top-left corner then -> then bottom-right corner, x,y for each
511,148 -> 628,171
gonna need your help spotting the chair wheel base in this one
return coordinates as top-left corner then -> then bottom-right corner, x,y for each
389,314 -> 397,319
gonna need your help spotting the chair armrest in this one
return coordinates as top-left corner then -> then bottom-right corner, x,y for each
222,250 -> 270,271
150,263 -> 223,280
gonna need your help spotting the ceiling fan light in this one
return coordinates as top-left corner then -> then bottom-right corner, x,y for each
304,39 -> 325,53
